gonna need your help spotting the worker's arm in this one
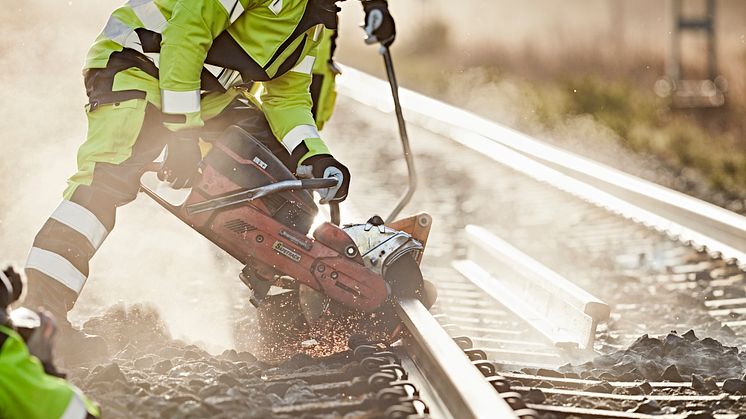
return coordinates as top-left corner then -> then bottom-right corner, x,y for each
0,326 -> 100,419
310,27 -> 342,130
157,0 -> 251,188
159,0 -> 248,131
261,51 -> 330,168
261,50 -> 350,203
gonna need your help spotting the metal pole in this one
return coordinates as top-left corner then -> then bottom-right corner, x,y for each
706,0 -> 717,81
382,47 -> 417,223
668,0 -> 682,85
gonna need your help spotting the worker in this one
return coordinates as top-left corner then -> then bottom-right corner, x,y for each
0,266 -> 100,419
23,0 -> 371,357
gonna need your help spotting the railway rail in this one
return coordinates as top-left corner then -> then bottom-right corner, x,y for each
181,65 -> 746,419
294,65 -> 746,418
337,65 -> 746,337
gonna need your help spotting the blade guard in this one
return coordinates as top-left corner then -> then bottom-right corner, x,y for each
342,219 -> 424,279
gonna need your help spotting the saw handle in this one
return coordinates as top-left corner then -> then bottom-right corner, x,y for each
146,160 -> 341,224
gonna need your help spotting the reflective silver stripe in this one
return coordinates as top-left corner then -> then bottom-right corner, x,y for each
291,55 -> 316,75
205,64 -> 225,78
221,70 -> 242,88
102,14 -> 144,57
161,89 -> 201,114
60,390 -> 88,419
26,248 -> 87,294
281,124 -> 320,153
102,15 -> 131,45
144,52 -> 160,67
50,200 -> 109,250
229,1 -> 245,23
268,0 -> 283,15
110,23 -> 159,66
130,0 -> 167,32
205,65 -> 240,88
219,0 -> 245,23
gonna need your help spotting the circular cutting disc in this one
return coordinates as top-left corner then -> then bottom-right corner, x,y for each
299,284 -> 330,325
296,255 -> 436,345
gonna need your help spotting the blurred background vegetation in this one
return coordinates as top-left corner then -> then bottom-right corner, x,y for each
337,0 -> 746,207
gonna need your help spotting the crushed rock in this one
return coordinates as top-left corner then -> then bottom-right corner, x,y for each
557,331 -> 746,381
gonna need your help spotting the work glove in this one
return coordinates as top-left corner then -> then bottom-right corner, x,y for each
362,0 -> 396,47
297,155 -> 351,204
157,135 -> 202,189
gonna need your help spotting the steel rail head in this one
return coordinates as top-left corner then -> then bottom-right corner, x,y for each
395,297 -> 520,419
452,236 -> 607,354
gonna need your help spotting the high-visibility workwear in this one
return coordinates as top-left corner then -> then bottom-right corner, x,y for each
247,25 -> 339,129
86,0 -> 333,162
26,0 -> 340,321
0,325 -> 100,419
309,27 -> 341,130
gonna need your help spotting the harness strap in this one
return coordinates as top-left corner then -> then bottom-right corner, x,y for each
0,327 -> 8,350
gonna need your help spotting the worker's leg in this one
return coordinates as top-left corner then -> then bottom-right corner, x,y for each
24,76 -> 168,328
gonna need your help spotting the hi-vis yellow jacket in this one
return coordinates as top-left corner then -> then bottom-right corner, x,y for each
86,0 -> 337,164
0,326 -> 99,419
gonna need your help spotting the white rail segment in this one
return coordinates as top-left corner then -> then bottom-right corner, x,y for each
396,298 -> 519,419
455,226 -> 609,351
337,65 -> 746,268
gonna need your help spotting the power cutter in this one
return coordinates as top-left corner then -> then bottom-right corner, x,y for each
139,47 -> 433,332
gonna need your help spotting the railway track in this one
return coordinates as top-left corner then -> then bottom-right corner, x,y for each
311,65 -> 746,417
82,66 -> 746,418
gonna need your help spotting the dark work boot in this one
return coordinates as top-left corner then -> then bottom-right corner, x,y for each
23,269 -> 108,366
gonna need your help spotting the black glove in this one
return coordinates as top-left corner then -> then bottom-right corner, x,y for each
1,266 -> 23,326
297,155 -> 351,204
362,0 -> 396,47
158,136 -> 202,189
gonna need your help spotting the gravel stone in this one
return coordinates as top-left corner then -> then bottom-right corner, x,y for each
265,381 -> 293,396
632,399 -> 661,414
89,363 -> 128,385
584,381 -> 614,393
722,378 -> 746,395
661,364 -> 684,381
152,359 -> 173,374
524,388 -> 546,403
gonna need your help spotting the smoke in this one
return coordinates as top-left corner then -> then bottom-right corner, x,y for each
0,1 -> 243,353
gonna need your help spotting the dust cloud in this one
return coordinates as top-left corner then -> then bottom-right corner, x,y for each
0,2 -> 243,353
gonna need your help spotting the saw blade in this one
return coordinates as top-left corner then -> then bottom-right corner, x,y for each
299,284 -> 330,325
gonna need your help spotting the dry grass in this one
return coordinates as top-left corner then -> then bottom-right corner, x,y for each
336,1 -> 746,202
